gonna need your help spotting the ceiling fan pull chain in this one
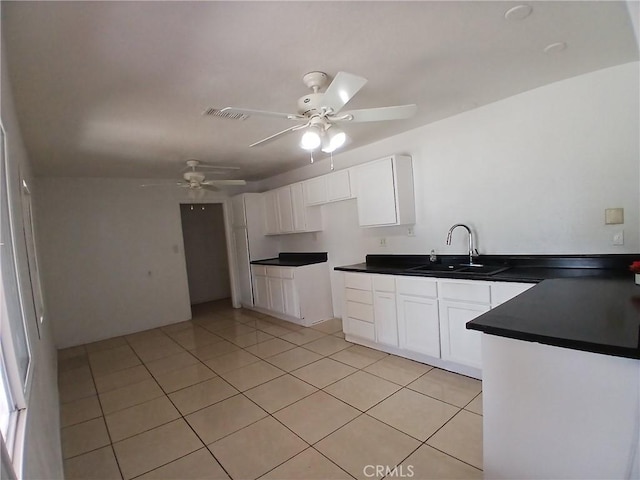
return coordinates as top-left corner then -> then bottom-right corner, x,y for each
310,151 -> 314,164
330,152 -> 334,171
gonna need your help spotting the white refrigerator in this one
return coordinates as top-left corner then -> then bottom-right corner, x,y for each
231,193 -> 279,307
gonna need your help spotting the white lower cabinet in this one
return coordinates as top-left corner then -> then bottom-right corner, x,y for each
282,277 -> 300,318
267,276 -> 285,314
438,279 -> 491,370
438,300 -> 488,369
396,277 -> 440,357
251,263 -> 332,326
342,271 -> 535,378
344,273 -> 375,341
374,292 -> 398,347
397,294 -> 440,357
253,266 -> 269,309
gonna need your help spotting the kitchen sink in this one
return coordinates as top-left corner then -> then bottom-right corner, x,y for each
406,264 -> 510,276
456,265 -> 510,275
407,264 -> 462,273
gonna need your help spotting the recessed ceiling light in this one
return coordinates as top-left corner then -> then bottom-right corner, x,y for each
544,42 -> 567,54
504,4 -> 533,21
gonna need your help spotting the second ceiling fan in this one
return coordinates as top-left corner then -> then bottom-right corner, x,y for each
217,71 -> 417,153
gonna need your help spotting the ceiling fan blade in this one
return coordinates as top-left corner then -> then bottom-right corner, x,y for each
220,107 -> 304,121
181,164 -> 240,172
321,72 -> 367,114
200,185 -> 219,192
250,123 -> 308,147
336,104 -> 417,123
202,180 -> 247,186
140,182 -> 184,187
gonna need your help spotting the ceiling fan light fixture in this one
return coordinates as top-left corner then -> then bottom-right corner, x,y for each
321,127 -> 346,153
300,127 -> 322,150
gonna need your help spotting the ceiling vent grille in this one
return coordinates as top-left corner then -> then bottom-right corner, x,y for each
202,108 -> 249,120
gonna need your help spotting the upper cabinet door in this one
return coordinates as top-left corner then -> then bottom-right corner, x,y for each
290,183 -> 306,232
356,157 -> 398,226
303,176 -> 327,206
326,170 -> 352,202
264,190 -> 280,235
355,155 -> 415,227
276,187 -> 294,233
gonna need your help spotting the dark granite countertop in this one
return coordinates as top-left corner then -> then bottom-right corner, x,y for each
335,254 -> 640,360
334,254 -> 633,283
251,252 -> 328,267
467,278 -> 640,360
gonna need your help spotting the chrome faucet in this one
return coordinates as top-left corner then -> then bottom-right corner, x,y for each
446,223 -> 480,266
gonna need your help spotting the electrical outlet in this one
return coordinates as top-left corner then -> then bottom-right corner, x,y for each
379,237 -> 387,247
407,226 -> 415,237
613,231 -> 624,246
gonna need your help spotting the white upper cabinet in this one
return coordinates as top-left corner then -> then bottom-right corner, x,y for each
264,190 -> 280,235
303,176 -> 327,206
303,169 -> 356,207
326,170 -> 354,202
264,183 -> 322,235
355,155 -> 415,227
276,187 -> 295,233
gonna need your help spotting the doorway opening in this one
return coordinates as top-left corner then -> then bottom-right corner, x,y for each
179,203 -> 232,309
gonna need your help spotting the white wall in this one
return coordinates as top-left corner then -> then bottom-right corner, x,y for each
1,32 -> 64,480
258,62 -> 640,315
35,178 -> 232,347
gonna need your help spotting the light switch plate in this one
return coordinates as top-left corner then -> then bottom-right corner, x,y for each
605,208 -> 624,225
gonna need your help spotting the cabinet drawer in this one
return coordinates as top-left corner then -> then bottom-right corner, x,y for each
439,280 -> 491,304
373,275 -> 395,292
279,268 -> 295,279
344,273 -> 372,291
396,277 -> 437,298
345,288 -> 373,305
346,301 -> 374,322
345,317 -> 376,341
266,266 -> 281,277
253,265 -> 267,276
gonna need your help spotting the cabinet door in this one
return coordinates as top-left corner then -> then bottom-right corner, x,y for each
253,274 -> 269,309
374,291 -> 398,347
264,191 -> 280,235
397,294 -> 440,357
267,276 -> 285,314
326,170 -> 352,202
356,157 -> 397,226
282,278 -> 301,318
290,183 -> 306,232
276,187 -> 294,233
439,300 -> 488,369
303,177 -> 327,206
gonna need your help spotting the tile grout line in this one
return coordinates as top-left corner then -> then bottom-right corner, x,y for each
60,304 -> 484,478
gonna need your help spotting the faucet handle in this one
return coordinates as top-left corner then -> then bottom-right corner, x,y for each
472,248 -> 479,257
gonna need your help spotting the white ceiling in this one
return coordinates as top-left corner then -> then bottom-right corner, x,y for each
3,1 -> 638,181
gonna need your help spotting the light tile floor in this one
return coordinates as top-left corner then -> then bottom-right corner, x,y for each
58,300 -> 483,480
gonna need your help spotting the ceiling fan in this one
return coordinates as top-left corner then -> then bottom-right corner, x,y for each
215,71 -> 417,153
142,160 -> 246,191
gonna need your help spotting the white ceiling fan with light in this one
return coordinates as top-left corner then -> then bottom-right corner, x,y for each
215,71 -> 418,154
141,160 -> 246,191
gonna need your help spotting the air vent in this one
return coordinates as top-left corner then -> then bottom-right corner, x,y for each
202,108 -> 249,120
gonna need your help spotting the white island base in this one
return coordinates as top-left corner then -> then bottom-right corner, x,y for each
482,334 -> 640,479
